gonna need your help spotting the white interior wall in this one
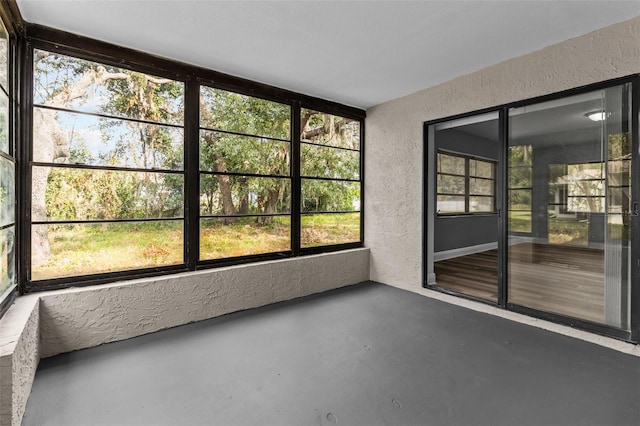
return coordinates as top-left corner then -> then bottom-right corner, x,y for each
365,16 -> 640,291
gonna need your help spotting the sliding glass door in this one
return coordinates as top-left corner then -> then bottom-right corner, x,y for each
428,112 -> 500,303
507,83 -> 633,330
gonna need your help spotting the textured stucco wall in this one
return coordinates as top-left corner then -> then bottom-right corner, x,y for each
39,248 -> 369,358
365,16 -> 640,290
0,296 -> 40,426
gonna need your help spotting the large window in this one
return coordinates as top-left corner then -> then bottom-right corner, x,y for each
0,17 -> 15,305
300,109 -> 361,247
26,47 -> 364,288
32,51 -> 185,280
436,151 -> 496,214
199,87 -> 291,259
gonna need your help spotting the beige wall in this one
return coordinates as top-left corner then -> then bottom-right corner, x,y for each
365,16 -> 640,291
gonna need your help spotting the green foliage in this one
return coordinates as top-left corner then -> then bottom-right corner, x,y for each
34,53 -> 362,273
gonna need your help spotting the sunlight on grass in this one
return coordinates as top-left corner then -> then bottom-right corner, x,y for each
301,212 -> 360,247
32,213 -> 362,280
32,221 -> 183,280
200,216 -> 291,259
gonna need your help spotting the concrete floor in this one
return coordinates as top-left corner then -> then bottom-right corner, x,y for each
23,281 -> 640,426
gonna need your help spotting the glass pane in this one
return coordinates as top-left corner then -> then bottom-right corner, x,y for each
508,189 -> 531,210
31,221 -> 184,280
470,196 -> 494,212
0,91 -> 8,155
437,195 -> 465,214
469,178 -> 494,196
431,112 -> 500,303
509,145 -> 532,166
509,166 -> 531,189
200,86 -> 290,140
200,175 -> 291,216
301,179 -> 360,213
0,226 -> 15,296
33,107 -> 183,169
469,159 -> 493,178
437,174 -> 465,194
568,162 -> 603,180
547,217 -> 589,246
508,210 -> 531,233
0,156 -> 14,227
301,143 -> 359,180
32,166 -> 184,221
200,216 -> 290,260
0,18 -> 7,91
567,197 -> 604,213
437,153 -> 464,175
508,83 -> 632,330
34,50 -> 184,125
199,130 -> 289,176
301,212 -> 360,247
300,109 -> 360,150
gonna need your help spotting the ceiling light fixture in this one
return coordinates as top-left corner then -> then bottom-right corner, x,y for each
586,111 -> 605,122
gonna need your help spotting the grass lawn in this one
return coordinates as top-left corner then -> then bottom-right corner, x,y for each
301,212 -> 360,247
32,213 -> 361,280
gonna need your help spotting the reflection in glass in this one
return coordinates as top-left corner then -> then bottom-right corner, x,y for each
200,216 -> 290,259
200,130 -> 289,176
436,195 -> 465,213
33,108 -> 183,169
200,175 -> 290,216
301,143 -> 359,180
0,18 -> 7,91
32,166 -> 184,221
0,156 -> 14,227
301,213 -> 360,248
437,175 -> 465,195
508,84 -> 632,330
301,179 -> 360,213
0,91 -> 7,155
469,178 -> 493,196
200,86 -> 290,140
0,226 -> 15,296
470,196 -> 494,212
437,153 -> 465,175
34,50 -> 184,125
470,159 -> 493,178
301,109 -> 360,150
31,221 -> 184,280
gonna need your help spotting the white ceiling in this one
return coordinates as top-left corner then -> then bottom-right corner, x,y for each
15,0 -> 640,109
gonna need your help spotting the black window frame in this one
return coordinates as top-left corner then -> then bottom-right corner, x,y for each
17,24 -> 365,292
0,7 -> 17,318
299,107 -> 363,251
436,150 -> 497,216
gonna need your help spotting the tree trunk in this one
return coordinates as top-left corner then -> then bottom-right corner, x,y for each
31,66 -> 129,266
213,152 -> 236,216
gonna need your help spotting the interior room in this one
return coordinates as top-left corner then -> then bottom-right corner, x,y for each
1,1 -> 639,425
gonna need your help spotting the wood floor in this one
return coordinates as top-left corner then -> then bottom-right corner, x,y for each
434,243 -> 606,323
434,250 -> 498,302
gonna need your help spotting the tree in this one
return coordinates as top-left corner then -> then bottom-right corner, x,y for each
33,51 -> 361,272
32,51 -> 183,265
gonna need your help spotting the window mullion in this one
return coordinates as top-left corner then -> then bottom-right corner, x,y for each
465,158 -> 470,213
292,102 -> 301,255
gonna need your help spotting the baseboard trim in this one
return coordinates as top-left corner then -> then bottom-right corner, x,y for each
434,242 -> 498,262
